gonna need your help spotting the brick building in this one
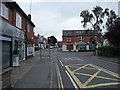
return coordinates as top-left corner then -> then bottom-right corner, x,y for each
62,30 -> 100,51
34,35 -> 39,49
0,2 -> 35,88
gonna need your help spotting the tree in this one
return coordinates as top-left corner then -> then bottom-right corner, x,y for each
80,6 -> 109,34
105,17 -> 120,46
80,6 -> 119,46
106,10 -> 117,32
49,36 -> 57,46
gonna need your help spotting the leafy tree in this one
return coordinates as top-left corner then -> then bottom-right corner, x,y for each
80,6 -> 106,34
106,10 -> 117,32
49,36 -> 57,46
80,6 -> 119,46
105,17 -> 120,46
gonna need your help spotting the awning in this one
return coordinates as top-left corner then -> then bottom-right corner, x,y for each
62,43 -> 75,45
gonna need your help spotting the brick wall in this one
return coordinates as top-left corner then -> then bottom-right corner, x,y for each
63,35 -> 100,43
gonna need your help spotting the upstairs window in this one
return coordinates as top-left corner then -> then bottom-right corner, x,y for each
27,23 -> 30,32
79,36 -> 84,42
67,37 -> 72,42
2,3 -> 8,20
16,12 -> 22,29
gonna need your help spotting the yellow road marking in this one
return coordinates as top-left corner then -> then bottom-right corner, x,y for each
56,61 -> 64,90
86,82 -> 120,88
102,69 -> 120,79
67,64 -> 85,66
83,69 -> 102,86
65,64 -> 120,88
73,64 -> 89,72
89,64 -> 100,70
74,72 -> 120,81
90,64 -> 120,79
84,67 -> 97,70
65,66 -> 84,88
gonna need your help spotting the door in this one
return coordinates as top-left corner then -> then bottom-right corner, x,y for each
2,41 -> 11,69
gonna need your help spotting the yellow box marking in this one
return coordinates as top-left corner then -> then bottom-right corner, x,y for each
73,64 -> 89,72
65,64 -> 120,88
86,82 -> 120,88
74,72 -> 120,81
65,66 -> 84,88
83,69 -> 102,86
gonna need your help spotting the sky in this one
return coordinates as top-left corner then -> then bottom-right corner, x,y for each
13,0 -> 120,41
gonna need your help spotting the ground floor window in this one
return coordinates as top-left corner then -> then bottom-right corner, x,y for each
67,45 -> 73,51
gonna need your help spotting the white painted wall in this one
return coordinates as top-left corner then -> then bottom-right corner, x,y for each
73,45 -> 76,51
62,45 -> 67,51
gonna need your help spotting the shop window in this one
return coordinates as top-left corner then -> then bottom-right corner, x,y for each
67,45 -> 73,50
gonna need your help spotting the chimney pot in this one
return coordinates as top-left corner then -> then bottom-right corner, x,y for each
28,14 -> 31,20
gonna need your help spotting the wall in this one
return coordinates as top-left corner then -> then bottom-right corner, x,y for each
63,36 -> 100,43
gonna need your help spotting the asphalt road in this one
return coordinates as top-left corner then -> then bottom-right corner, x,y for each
40,48 -> 120,89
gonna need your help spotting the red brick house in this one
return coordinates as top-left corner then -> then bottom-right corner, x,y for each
62,30 -> 100,51
34,35 -> 39,50
0,1 -> 36,88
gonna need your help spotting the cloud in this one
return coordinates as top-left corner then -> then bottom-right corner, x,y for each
61,17 -> 84,30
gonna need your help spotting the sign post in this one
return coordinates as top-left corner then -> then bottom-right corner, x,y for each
38,35 -> 44,61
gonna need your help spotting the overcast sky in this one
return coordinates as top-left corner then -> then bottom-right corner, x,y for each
13,0 -> 120,41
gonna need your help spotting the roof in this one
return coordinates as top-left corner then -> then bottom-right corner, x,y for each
5,2 -> 35,27
62,30 -> 99,36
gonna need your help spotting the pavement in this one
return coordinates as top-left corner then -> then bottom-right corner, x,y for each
87,52 -> 120,64
11,53 -> 58,88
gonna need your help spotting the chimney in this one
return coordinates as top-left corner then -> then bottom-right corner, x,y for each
28,14 -> 31,20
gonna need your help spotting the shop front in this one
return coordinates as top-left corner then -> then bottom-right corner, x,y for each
62,43 -> 76,52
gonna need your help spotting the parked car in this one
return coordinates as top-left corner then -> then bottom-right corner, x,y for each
50,46 -> 54,49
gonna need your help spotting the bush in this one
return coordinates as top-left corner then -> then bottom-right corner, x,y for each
13,49 -> 19,55
98,45 -> 120,57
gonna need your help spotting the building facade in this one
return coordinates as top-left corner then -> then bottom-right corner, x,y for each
34,35 -> 39,50
0,1 -> 36,88
62,30 -> 100,51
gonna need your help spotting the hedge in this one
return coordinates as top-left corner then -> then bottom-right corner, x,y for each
97,45 -> 120,57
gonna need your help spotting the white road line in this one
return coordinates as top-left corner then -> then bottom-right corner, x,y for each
65,70 -> 79,90
91,64 -> 120,76
60,61 -> 64,66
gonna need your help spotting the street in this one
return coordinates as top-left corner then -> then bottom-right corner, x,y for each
35,48 -> 120,89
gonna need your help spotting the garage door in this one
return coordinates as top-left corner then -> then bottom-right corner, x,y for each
2,41 -> 11,69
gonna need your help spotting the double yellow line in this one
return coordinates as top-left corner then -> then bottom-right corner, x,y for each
55,60 -> 64,90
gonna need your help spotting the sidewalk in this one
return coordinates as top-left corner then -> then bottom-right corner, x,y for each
89,52 -> 120,64
11,55 -> 58,88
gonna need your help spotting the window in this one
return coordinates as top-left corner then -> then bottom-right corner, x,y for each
67,37 -> 72,42
67,45 -> 73,50
79,36 -> 84,42
27,23 -> 30,32
16,12 -> 22,29
2,3 -> 8,19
